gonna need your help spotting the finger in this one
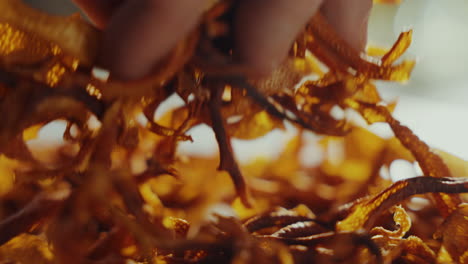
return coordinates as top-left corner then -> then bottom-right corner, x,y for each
72,0 -> 123,29
99,0 -> 205,80
235,0 -> 324,76
321,0 -> 373,52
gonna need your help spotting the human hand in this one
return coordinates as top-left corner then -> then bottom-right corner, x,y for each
73,0 -> 372,80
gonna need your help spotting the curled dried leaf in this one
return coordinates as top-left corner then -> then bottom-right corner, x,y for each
435,204 -> 468,263
0,0 -> 99,66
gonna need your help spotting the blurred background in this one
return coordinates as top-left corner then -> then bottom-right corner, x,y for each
23,0 -> 468,160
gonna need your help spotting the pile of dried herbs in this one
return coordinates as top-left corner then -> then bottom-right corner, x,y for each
0,0 -> 467,263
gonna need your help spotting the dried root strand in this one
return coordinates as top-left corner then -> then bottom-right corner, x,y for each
337,177 -> 468,232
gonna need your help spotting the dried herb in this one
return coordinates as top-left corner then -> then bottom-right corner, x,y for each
0,0 -> 467,263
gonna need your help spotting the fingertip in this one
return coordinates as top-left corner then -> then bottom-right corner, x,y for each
235,0 -> 323,76
234,51 -> 284,78
98,0 -> 205,80
321,0 -> 373,52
